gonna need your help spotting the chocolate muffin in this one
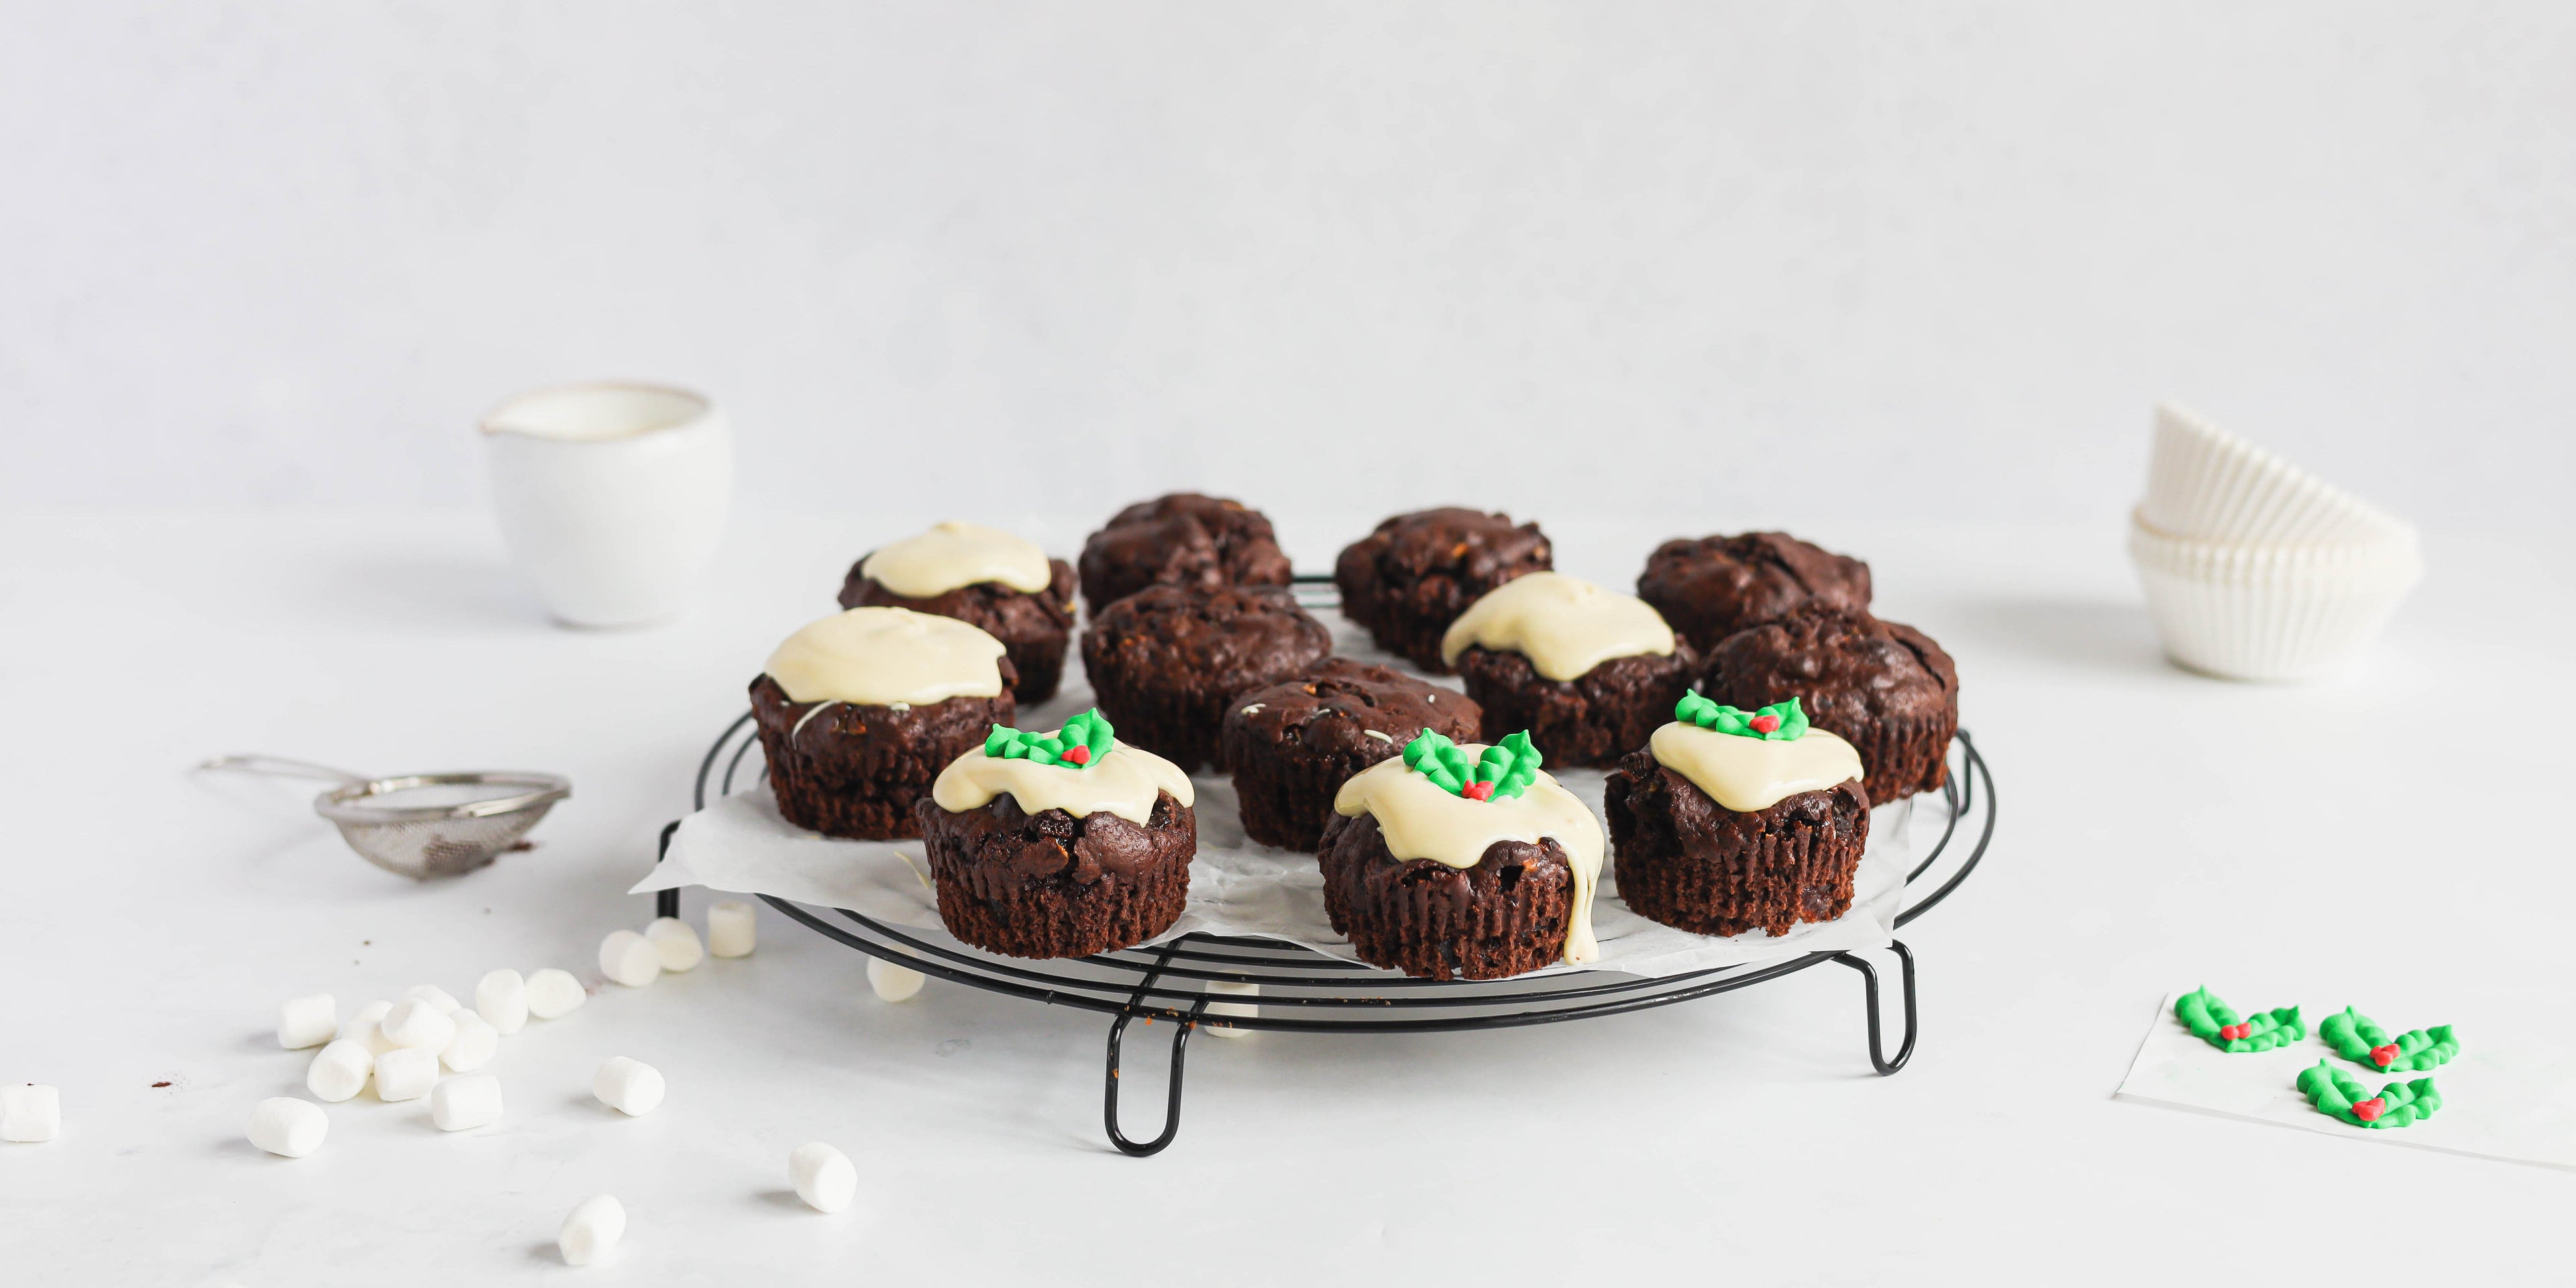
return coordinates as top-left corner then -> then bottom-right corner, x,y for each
839,522 -> 1078,706
1604,696 -> 1872,937
918,710 -> 1195,959
1440,572 -> 1696,767
1334,508 -> 1552,672
1079,583 -> 1332,772
1319,731 -> 1603,980
752,608 -> 1018,840
1221,658 -> 1482,851
1636,532 -> 1872,654
1077,492 -> 1293,614
1699,608 -> 1959,800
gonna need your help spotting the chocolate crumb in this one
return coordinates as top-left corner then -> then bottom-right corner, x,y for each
151,1081 -> 171,1088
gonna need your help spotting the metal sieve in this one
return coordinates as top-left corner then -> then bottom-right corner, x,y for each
199,755 -> 572,879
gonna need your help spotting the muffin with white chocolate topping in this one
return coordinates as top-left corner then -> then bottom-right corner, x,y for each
840,521 -> 1078,705
1442,572 -> 1699,767
751,607 -> 1018,841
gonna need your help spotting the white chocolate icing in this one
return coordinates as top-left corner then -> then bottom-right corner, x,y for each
1440,572 -> 1676,681
930,740 -> 1194,825
763,607 -> 1007,706
1648,721 -> 1864,812
1332,749 -> 1603,965
860,521 -> 1054,598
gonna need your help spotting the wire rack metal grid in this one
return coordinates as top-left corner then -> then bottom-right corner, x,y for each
653,586 -> 1993,1157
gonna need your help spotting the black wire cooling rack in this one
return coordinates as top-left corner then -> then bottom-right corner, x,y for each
653,585 -> 1994,1157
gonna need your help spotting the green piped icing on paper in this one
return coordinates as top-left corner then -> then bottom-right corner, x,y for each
2176,987 -> 2305,1053
2320,1007 -> 2458,1073
1675,692 -> 1809,741
2297,1061 -> 2441,1129
983,708 -> 1115,769
1401,729 -> 1542,802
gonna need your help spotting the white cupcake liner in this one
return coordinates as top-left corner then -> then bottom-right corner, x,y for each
2142,405 -> 2412,546
2126,515 -> 2422,682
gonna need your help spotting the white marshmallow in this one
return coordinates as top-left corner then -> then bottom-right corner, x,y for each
441,1012 -> 499,1072
306,1038 -> 374,1103
352,1022 -> 398,1057
405,983 -> 463,1014
867,957 -> 925,1002
278,993 -> 337,1049
476,969 -> 530,1034
430,1073 -> 502,1131
592,1057 -> 665,1117
374,1046 -> 441,1102
525,969 -> 586,1020
1205,980 -> 1260,1040
788,1142 -> 856,1214
707,900 -> 756,958
2,1084 -> 60,1142
340,1000 -> 392,1041
246,1097 -> 328,1158
557,1194 -> 627,1267
598,930 -> 661,988
643,918 -> 703,972
380,998 -> 458,1051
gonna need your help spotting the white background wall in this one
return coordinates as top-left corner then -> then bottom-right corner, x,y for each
5,3 -> 2571,539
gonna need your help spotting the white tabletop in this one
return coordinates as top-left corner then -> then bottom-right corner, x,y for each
2,510 -> 2567,1285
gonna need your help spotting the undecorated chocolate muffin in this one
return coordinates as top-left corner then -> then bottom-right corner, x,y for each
1080,583 -> 1332,772
1603,698 -> 1872,936
1440,572 -> 1695,767
751,607 -> 1018,841
1221,658 -> 1482,851
916,711 -> 1195,959
839,522 -> 1078,706
1077,492 -> 1293,614
1636,532 -> 1872,654
1699,608 -> 1959,800
1334,508 -> 1552,672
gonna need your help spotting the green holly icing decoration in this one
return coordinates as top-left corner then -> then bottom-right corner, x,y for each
982,708 -> 1115,769
2175,987 -> 2305,1053
2297,1061 -> 2441,1129
2320,1007 -> 2458,1073
1401,729 -> 1542,802
1675,692 -> 1809,741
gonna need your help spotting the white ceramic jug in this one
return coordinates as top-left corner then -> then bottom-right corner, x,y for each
481,382 -> 733,627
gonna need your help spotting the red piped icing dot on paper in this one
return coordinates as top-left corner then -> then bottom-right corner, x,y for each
2352,1097 -> 2387,1122
2218,1024 -> 2250,1041
1749,714 -> 1782,734
1460,781 -> 1496,802
1062,745 -> 1091,765
2371,1044 -> 2398,1067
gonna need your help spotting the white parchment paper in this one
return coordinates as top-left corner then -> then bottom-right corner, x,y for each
2114,991 -> 2576,1171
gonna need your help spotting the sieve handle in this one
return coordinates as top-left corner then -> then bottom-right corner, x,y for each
197,755 -> 368,785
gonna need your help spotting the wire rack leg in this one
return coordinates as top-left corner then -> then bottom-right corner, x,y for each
1830,941 -> 1918,1075
653,820 -> 681,920
1102,944 -> 1212,1157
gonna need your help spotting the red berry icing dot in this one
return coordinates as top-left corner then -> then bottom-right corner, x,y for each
2351,1097 -> 2387,1122
2218,1024 -> 2250,1041
1461,780 -> 1495,802
2371,1044 -> 2398,1067
1749,713 -> 1782,734
1062,745 -> 1091,765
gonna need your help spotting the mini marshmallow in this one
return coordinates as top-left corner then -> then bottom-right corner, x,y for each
430,1072 -> 502,1131
374,1046 -> 440,1102
1205,980 -> 1260,1040
788,1142 -> 856,1214
278,992 -> 337,1049
246,1097 -> 328,1159
352,1022 -> 398,1057
557,1194 -> 626,1267
476,969 -> 530,1034
598,930 -> 661,988
525,969 -> 586,1020
441,1012 -> 499,1073
341,1000 -> 392,1041
707,900 -> 756,958
306,1038 -> 374,1103
380,998 -> 457,1051
2,1084 -> 60,1142
405,983 -> 463,1014
643,918 -> 703,972
592,1057 -> 664,1117
867,957 -> 925,1002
